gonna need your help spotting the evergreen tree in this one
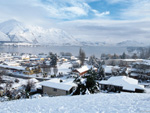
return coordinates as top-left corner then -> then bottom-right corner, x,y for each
97,66 -> 105,80
132,53 -> 138,59
50,53 -> 57,67
79,48 -> 86,67
113,53 -> 118,59
121,52 -> 126,59
73,69 -> 99,95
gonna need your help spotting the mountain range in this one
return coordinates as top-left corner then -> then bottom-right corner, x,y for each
0,19 -> 146,47
0,19 -> 80,46
116,40 -> 145,47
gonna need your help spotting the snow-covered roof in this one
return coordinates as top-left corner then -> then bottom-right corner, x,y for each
57,62 -> 72,74
40,78 -> 77,91
29,78 -> 39,83
103,65 -> 113,73
103,65 -> 121,73
141,60 -> 150,66
122,59 -> 143,62
99,76 -> 144,91
133,60 -> 150,66
76,65 -> 91,73
130,73 -> 139,77
0,64 -> 25,70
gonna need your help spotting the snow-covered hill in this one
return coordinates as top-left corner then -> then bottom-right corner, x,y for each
0,19 -> 80,45
0,93 -> 149,113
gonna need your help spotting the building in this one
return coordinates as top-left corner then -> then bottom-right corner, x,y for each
0,64 -> 25,74
103,65 -> 121,76
130,60 -> 150,80
73,65 -> 92,76
40,78 -> 77,96
105,59 -> 143,66
99,76 -> 145,93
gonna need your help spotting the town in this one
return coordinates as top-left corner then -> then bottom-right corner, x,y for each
0,47 -> 150,102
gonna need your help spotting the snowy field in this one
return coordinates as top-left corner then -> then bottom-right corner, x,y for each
0,93 -> 150,113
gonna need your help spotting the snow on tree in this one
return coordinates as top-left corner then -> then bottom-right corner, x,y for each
73,69 -> 99,95
53,66 -> 58,76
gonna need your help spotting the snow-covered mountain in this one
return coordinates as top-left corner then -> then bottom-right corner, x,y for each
80,41 -> 107,46
116,40 -> 145,47
0,19 -> 80,45
0,31 -> 10,41
0,19 -> 146,47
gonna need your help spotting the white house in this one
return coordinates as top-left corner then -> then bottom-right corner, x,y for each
99,76 -> 145,93
40,78 -> 77,96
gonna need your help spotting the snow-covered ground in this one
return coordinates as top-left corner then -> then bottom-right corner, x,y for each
57,62 -> 72,75
0,93 -> 150,113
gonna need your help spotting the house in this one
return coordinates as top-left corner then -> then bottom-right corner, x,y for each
99,76 -> 145,93
3,61 -> 20,66
0,64 -> 25,74
21,54 -> 30,60
121,59 -> 143,66
40,78 -> 77,96
105,59 -> 143,66
73,65 -> 92,76
103,65 -> 120,76
103,65 -> 113,76
72,60 -> 81,68
130,60 -> 150,80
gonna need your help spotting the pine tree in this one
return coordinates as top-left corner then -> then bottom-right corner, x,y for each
73,69 -> 99,95
122,52 -> 126,59
79,48 -> 86,67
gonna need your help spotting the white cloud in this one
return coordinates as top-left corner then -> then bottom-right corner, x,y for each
0,0 -> 110,24
121,0 -> 150,19
0,0 -> 150,45
94,11 -> 110,17
62,7 -> 88,16
37,0 -> 107,19
58,19 -> 150,44
104,0 -> 150,20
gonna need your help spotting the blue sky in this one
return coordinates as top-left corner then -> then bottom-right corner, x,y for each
88,0 -> 130,20
0,0 -> 150,43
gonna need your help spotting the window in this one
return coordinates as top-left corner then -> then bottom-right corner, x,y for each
53,88 -> 57,92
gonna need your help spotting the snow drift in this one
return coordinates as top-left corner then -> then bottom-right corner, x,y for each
0,93 -> 150,113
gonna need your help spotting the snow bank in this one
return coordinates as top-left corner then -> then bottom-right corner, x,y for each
0,93 -> 150,113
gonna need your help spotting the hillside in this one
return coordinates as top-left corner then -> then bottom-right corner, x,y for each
0,93 -> 149,113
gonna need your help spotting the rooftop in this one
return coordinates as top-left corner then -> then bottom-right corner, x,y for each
40,78 -> 77,91
99,76 -> 145,91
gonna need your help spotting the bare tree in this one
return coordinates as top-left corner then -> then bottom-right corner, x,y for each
25,80 -> 35,98
79,48 -> 86,67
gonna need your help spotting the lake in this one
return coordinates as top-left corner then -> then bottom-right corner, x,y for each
0,46 -> 127,57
